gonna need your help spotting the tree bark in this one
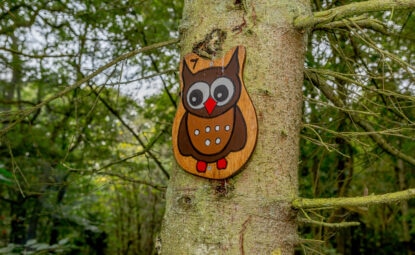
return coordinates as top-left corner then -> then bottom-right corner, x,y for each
161,0 -> 309,254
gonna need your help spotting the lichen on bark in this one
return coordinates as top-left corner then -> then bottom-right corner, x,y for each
161,0 -> 310,254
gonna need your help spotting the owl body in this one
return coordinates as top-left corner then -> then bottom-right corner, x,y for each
187,108 -> 235,156
173,46 -> 257,179
178,105 -> 246,163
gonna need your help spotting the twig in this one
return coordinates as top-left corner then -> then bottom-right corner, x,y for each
91,131 -> 164,173
89,86 -> 170,179
294,0 -> 415,29
306,69 -> 415,167
298,218 -> 360,228
97,171 -> 166,191
105,69 -> 177,86
64,133 -> 166,191
0,46 -> 75,58
314,16 -> 388,34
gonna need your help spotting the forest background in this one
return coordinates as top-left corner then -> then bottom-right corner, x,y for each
0,0 -> 414,254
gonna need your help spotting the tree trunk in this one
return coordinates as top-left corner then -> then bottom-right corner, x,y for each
161,0 -> 310,253
9,196 -> 26,245
396,159 -> 410,254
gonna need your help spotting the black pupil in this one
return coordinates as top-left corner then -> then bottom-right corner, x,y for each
213,85 -> 228,102
189,90 -> 203,106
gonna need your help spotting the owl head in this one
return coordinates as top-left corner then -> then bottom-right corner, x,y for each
181,48 -> 241,118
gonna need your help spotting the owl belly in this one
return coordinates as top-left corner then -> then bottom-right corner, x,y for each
187,108 -> 234,156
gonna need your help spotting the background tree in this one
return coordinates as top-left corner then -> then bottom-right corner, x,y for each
0,0 -> 181,254
297,1 -> 415,253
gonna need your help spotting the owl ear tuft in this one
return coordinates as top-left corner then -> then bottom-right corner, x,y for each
225,47 -> 240,74
182,59 -> 191,75
181,58 -> 193,88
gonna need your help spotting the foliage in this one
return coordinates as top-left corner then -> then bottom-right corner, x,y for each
299,1 -> 415,254
0,0 -> 181,254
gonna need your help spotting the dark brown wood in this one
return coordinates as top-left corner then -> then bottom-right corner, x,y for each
172,46 -> 257,179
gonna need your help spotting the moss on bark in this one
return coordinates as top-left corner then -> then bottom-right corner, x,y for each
161,0 -> 310,254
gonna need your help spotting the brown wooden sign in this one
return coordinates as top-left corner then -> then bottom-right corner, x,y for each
172,46 -> 257,179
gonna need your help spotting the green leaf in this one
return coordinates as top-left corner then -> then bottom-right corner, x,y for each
0,244 -> 18,254
0,167 -> 13,185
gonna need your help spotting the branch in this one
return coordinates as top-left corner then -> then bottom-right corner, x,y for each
0,38 -> 179,136
93,131 -> 164,172
89,86 -> 170,179
105,69 -> 176,86
314,16 -> 388,34
149,54 -> 177,108
295,0 -> 415,29
292,188 -> 415,209
68,165 -> 165,191
306,69 -> 415,167
298,218 -> 360,228
65,132 -> 166,191
97,171 -> 166,191
142,30 -> 177,108
0,46 -> 75,58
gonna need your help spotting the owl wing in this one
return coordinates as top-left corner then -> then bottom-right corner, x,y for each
177,112 -> 193,156
227,106 -> 247,152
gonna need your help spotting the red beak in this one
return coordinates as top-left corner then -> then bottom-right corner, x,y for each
204,97 -> 217,115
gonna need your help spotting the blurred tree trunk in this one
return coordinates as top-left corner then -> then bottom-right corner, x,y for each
26,198 -> 42,241
161,0 -> 310,253
49,173 -> 69,245
2,34 -> 22,111
10,196 -> 26,245
396,159 -> 410,254
7,33 -> 25,246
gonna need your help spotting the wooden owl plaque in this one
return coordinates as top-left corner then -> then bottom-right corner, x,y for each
172,46 -> 257,179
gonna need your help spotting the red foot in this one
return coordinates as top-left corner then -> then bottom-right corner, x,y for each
217,158 -> 227,169
196,161 -> 207,172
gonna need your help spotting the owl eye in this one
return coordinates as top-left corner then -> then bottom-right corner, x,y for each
211,77 -> 234,106
187,82 -> 209,109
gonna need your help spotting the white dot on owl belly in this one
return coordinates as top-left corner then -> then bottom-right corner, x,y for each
194,129 -> 200,135
225,125 -> 230,131
215,138 -> 221,144
215,125 -> 220,131
205,139 -> 211,146
205,126 -> 211,133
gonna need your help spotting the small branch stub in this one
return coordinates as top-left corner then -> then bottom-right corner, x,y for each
293,188 -> 415,209
192,29 -> 227,58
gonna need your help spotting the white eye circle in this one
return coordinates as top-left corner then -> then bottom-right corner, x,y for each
186,82 -> 209,109
211,77 -> 235,106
